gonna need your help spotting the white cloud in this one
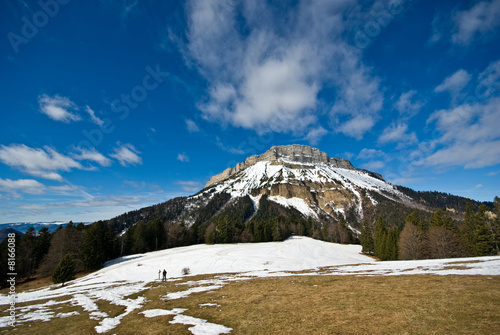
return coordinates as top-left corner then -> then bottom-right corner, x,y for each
177,153 -> 189,162
358,148 -> 388,160
452,0 -> 500,45
0,144 -> 84,181
379,122 -> 417,145
175,180 -> 202,193
186,119 -> 200,132
38,94 -> 81,123
478,59 -> 500,99
421,140 -> 500,169
110,143 -> 142,166
183,0 -> 385,138
434,69 -> 471,97
86,106 -> 105,126
394,90 -> 422,118
72,147 -> 112,167
0,178 -> 46,197
475,184 -> 484,188
304,126 -> 328,145
422,96 -> 500,169
216,138 -> 245,155
361,160 -> 385,171
16,195 -> 148,210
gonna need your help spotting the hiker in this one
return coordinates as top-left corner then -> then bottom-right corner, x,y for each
162,269 -> 167,282
158,269 -> 161,280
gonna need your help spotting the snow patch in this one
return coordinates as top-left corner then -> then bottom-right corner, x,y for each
269,195 -> 318,219
170,314 -> 232,335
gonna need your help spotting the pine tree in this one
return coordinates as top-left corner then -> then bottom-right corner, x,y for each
460,203 -> 477,256
407,211 -> 427,232
386,226 -> 399,260
81,221 -> 107,271
360,219 -> 374,255
430,209 -> 455,231
374,216 -> 388,260
473,205 -> 494,256
52,254 -> 75,286
492,196 -> 500,253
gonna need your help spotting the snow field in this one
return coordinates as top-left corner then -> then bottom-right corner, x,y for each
1,236 -> 499,334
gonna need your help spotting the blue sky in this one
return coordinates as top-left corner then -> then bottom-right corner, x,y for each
0,0 -> 499,224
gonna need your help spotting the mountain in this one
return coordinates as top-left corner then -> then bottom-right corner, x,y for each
0,221 -> 78,234
105,145 -> 491,247
0,228 -> 23,242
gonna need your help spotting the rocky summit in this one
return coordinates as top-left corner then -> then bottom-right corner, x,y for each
199,144 -> 406,223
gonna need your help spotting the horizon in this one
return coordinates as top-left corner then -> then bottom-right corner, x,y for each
1,0 -> 499,223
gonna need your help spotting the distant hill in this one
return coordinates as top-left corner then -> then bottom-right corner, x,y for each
0,228 -> 23,242
0,222 -> 91,235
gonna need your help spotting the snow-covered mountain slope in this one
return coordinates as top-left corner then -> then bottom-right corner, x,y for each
198,145 -> 410,222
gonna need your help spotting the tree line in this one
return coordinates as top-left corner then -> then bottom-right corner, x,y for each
360,198 -> 500,261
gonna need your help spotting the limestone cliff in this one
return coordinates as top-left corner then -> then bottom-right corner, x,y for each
205,144 -> 355,188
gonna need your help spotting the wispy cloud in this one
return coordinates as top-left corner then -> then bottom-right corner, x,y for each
110,143 -> 142,166
0,144 -> 83,181
422,94 -> 500,169
361,160 -> 385,171
86,106 -> 105,126
434,69 -> 471,101
186,119 -> 200,133
451,0 -> 500,45
394,90 -> 422,118
304,126 -> 328,145
358,148 -> 388,160
175,180 -> 202,193
379,122 -> 417,146
38,94 -> 81,123
177,153 -> 189,162
0,178 -> 46,198
72,147 -> 112,167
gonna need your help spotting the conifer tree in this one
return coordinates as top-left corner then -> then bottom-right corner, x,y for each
493,196 -> 500,253
373,216 -> 388,259
460,203 -> 477,256
360,219 -> 374,255
52,254 -> 75,286
430,209 -> 455,231
473,205 -> 494,256
407,211 -> 426,232
82,221 -> 107,271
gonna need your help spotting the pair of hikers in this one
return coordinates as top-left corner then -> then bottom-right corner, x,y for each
158,269 -> 167,281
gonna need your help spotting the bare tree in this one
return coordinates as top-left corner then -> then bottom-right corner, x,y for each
428,226 -> 463,259
398,223 -> 428,260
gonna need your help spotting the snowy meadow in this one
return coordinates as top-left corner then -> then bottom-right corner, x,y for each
1,236 -> 499,334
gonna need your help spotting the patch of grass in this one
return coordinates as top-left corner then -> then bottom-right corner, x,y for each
447,260 -> 484,264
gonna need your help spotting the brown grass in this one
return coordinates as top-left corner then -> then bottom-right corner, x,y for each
2,274 -> 499,334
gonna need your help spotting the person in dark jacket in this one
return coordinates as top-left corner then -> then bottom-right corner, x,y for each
162,269 -> 167,281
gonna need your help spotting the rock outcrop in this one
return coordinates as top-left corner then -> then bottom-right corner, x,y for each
205,144 -> 355,188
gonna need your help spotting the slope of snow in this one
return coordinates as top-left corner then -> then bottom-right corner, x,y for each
268,196 -> 319,219
1,237 -> 499,333
207,160 -> 408,219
